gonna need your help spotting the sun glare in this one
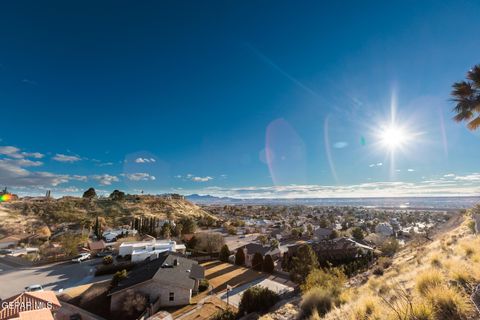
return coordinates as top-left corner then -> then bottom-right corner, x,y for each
379,125 -> 409,151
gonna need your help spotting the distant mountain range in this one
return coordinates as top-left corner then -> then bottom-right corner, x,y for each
186,194 -> 480,209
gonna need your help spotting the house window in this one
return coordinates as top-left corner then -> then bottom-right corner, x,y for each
169,292 -> 174,302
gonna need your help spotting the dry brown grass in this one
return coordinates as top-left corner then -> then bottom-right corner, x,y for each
318,213 -> 480,320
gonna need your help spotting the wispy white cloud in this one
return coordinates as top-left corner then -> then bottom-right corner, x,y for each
176,174 -> 214,182
192,176 -> 213,182
454,173 -> 480,181
121,172 -> 156,181
91,174 -> 119,186
181,176 -> 480,199
407,169 -> 415,172
0,146 -> 44,159
369,162 -> 383,168
53,154 -> 81,163
134,157 -> 156,163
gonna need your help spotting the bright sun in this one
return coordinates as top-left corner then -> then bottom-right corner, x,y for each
380,125 -> 408,150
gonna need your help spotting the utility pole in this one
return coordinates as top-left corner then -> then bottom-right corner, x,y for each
226,284 -> 232,308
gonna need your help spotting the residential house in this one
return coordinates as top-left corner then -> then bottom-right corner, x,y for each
375,222 -> 394,236
311,237 -> 374,262
109,253 -> 204,312
0,291 -> 61,320
239,243 -> 284,267
312,227 -> 333,240
118,240 -> 186,262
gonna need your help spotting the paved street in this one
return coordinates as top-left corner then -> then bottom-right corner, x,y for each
0,257 -> 109,299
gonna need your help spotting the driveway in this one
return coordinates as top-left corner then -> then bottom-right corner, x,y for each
217,276 -> 295,307
0,257 -> 109,299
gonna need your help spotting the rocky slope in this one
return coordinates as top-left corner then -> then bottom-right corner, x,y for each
0,195 -> 215,237
262,210 -> 480,320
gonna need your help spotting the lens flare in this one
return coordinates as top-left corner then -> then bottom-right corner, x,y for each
0,194 -> 12,202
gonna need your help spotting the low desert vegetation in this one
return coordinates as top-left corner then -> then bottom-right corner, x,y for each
296,211 -> 480,320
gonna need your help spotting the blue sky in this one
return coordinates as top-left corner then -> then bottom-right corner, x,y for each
1,1 -> 480,198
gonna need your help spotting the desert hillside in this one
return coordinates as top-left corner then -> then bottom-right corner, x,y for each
0,194 -> 215,237
262,210 -> 480,320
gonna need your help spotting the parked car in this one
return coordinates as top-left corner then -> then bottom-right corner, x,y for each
96,250 -> 114,257
24,284 -> 44,292
0,249 -> 13,255
71,253 -> 91,263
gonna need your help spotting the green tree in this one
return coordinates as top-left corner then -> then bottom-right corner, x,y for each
161,222 -> 171,239
59,234 -> 83,256
179,217 -> 197,234
451,64 -> 480,130
235,248 -> 245,266
263,254 -> 275,273
329,230 -> 338,239
351,227 -> 365,241
290,244 -> 319,283
219,244 -> 230,262
82,187 -> 97,199
270,238 -> 279,249
94,216 -> 101,240
109,189 -> 125,201
238,286 -> 280,315
257,235 -> 268,246
252,252 -> 264,271
173,223 -> 183,237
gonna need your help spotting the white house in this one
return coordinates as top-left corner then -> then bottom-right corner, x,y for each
119,240 -> 186,262
102,228 -> 138,242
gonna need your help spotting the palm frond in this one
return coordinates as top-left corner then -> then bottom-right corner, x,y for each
453,110 -> 473,122
467,116 -> 480,130
467,65 -> 480,89
451,81 -> 475,99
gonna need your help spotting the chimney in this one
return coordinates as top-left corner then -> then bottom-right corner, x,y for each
173,259 -> 179,266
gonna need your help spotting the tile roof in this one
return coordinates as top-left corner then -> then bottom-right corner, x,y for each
18,308 -> 54,320
110,252 -> 204,295
0,291 -> 60,320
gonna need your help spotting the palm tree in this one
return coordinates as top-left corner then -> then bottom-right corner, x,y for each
451,64 -> 480,130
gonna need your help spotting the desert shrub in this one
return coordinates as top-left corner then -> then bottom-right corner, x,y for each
351,297 -> 381,320
409,302 -> 433,320
299,287 -> 334,319
426,286 -> 472,319
377,257 -> 392,269
211,309 -> 237,320
103,255 -> 113,265
301,268 -> 346,296
198,279 -> 209,292
380,237 -> 400,257
467,219 -> 476,234
238,286 -> 280,315
416,270 -> 443,296
430,255 -> 442,268
111,269 -> 128,287
372,266 -> 384,276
